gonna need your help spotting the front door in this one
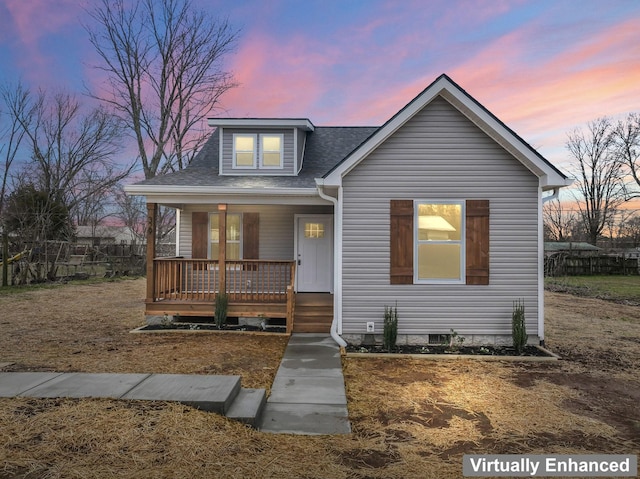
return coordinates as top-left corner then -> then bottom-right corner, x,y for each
296,215 -> 333,292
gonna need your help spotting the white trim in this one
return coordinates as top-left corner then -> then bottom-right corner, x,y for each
259,133 -> 284,169
298,130 -> 307,175
322,75 -> 568,189
537,187 -> 545,343
218,127 -> 224,174
413,200 -> 466,284
175,208 -> 181,256
232,133 -> 257,169
208,118 -> 314,131
293,128 -> 298,173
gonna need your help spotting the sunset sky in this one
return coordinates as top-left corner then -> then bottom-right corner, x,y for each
1,0 -> 639,179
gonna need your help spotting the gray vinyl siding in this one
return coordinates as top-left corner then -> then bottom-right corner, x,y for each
341,96 -> 540,337
220,128 -> 296,175
179,204 -> 332,259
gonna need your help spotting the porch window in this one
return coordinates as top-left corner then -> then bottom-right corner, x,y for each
233,134 -> 256,168
210,213 -> 241,260
260,134 -> 283,168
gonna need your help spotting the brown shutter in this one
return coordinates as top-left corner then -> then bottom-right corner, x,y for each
390,200 -> 414,284
465,200 -> 490,285
191,212 -> 209,259
243,212 -> 259,259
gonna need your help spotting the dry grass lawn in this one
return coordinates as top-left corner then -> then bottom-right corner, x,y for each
0,277 -> 639,478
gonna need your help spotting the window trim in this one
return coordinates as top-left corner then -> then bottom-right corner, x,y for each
259,134 -> 284,169
232,134 -> 257,169
413,200 -> 465,284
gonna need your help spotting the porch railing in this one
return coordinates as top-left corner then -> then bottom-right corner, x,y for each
152,258 -> 296,303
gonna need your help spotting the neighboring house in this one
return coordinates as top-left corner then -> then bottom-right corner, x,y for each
126,74 -> 570,346
544,242 -> 602,256
75,225 -> 138,246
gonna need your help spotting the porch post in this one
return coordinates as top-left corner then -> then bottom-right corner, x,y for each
218,204 -> 227,294
146,202 -> 157,302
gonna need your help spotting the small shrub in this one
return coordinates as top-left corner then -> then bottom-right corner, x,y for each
383,303 -> 398,351
512,299 -> 527,354
215,293 -> 229,329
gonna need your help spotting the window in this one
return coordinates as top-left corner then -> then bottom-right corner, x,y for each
260,134 -> 283,168
415,201 -> 464,282
304,222 -> 325,238
210,213 -> 241,260
390,199 -> 489,285
233,135 -> 256,168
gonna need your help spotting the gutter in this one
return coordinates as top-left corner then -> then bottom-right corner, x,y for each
316,181 -> 347,348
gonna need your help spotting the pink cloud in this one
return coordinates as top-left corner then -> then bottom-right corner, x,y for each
1,0 -> 83,86
220,31 -> 333,118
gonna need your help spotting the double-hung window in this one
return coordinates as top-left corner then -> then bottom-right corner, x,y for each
260,134 -> 283,168
210,213 -> 242,260
233,134 -> 257,168
415,201 -> 464,283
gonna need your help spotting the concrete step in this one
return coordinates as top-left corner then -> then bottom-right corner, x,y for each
226,388 -> 267,427
122,374 -> 242,415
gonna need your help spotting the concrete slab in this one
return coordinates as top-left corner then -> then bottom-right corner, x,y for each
226,388 -> 266,427
122,374 -> 241,414
269,376 -> 347,405
23,373 -> 150,399
0,372 -> 63,397
277,354 -> 343,377
260,403 -> 350,435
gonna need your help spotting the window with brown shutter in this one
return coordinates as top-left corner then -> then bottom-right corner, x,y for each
389,199 -> 490,285
390,200 -> 414,284
191,212 -> 209,259
243,212 -> 259,259
465,200 -> 490,285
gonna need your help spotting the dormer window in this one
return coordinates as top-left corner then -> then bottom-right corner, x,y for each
261,134 -> 283,168
233,134 -> 257,168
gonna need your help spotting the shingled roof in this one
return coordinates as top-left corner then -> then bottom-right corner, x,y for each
134,126 -> 379,189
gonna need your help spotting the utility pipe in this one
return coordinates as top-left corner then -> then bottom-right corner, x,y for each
316,184 -> 347,347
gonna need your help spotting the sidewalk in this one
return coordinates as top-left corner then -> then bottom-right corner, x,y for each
0,334 -> 351,435
258,333 -> 350,435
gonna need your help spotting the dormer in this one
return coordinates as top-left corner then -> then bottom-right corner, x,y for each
207,118 -> 315,176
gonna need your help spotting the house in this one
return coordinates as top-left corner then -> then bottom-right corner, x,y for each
75,225 -> 138,246
125,74 -> 570,347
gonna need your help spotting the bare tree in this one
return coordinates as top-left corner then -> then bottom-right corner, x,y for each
619,212 -> 640,248
543,198 -> 576,241
86,0 -> 238,179
5,87 -> 132,223
0,82 -> 29,217
113,184 -> 147,245
612,112 -> 640,199
567,117 -> 626,245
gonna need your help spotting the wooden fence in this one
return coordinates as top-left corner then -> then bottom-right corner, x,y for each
545,253 -> 640,277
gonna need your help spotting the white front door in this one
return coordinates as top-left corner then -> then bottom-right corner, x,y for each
296,215 -> 333,292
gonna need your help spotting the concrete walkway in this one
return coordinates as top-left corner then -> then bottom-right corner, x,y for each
0,372 -> 266,426
0,334 -> 351,435
258,333 -> 350,435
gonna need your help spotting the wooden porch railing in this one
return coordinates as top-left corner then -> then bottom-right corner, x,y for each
153,258 -> 296,303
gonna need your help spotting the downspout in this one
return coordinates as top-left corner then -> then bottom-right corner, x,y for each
542,187 -> 560,204
316,183 -> 347,347
538,187 -> 560,347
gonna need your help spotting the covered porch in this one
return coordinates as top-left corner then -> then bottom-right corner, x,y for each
144,202 -> 334,333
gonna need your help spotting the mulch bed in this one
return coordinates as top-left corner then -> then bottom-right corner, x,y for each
345,344 -> 552,357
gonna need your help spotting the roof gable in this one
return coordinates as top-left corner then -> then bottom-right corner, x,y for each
321,74 -> 569,190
